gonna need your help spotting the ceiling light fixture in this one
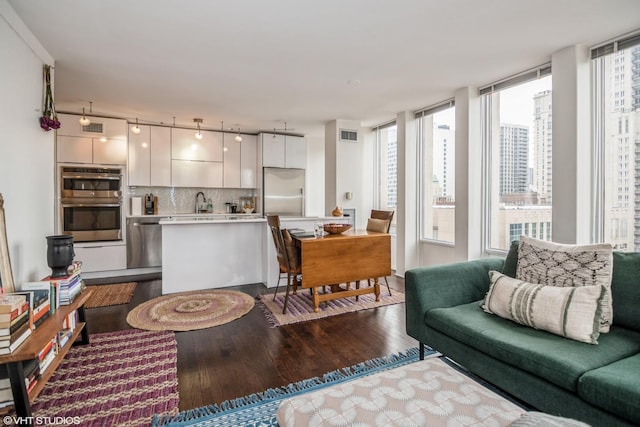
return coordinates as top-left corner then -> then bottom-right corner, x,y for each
79,102 -> 92,126
194,118 -> 204,140
235,127 -> 242,142
130,117 -> 141,135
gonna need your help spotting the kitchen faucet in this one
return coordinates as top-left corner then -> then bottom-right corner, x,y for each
195,192 -> 206,213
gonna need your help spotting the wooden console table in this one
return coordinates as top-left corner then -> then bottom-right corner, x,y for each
0,288 -> 92,422
294,230 -> 391,312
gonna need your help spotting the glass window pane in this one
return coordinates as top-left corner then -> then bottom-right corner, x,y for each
375,125 -> 397,227
420,106 -> 455,242
594,45 -> 639,251
484,75 -> 553,250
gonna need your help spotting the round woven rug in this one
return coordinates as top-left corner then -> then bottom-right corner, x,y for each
126,289 -> 255,331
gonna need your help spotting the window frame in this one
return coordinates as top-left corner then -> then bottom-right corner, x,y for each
480,64 -> 553,254
416,99 -> 456,245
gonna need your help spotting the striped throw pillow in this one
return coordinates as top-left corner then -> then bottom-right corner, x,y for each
516,236 -> 613,333
483,271 -> 605,344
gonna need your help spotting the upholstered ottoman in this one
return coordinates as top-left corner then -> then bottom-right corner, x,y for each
277,357 -> 526,426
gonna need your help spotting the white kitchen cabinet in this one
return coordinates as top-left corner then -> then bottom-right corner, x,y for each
57,135 -> 127,165
57,113 -> 127,140
261,133 -> 285,167
259,133 -> 306,169
128,125 -> 151,186
223,133 -> 241,188
285,135 -> 306,169
57,136 -> 93,164
171,128 -> 223,162
150,126 -> 171,186
74,244 -> 126,273
240,134 -> 257,188
93,138 -> 127,165
172,159 -> 223,188
128,125 -> 171,186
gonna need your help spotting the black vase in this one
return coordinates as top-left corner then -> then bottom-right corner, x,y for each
46,235 -> 75,278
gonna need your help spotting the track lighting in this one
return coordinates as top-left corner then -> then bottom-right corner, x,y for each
235,127 -> 242,142
130,118 -> 141,135
79,103 -> 91,126
194,118 -> 204,140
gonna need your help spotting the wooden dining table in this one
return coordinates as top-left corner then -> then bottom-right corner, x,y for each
292,229 -> 391,312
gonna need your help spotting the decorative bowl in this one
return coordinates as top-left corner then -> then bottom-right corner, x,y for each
243,208 -> 254,214
323,223 -> 352,234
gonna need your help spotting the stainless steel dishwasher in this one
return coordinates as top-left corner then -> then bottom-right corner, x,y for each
126,217 -> 163,268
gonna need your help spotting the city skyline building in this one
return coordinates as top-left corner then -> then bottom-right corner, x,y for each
499,124 -> 529,196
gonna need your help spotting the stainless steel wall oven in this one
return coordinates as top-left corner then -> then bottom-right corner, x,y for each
60,166 -> 123,242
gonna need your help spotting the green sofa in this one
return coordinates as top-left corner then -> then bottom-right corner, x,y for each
405,252 -> 640,427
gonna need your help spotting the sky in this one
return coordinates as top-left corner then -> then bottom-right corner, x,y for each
431,74 -> 553,132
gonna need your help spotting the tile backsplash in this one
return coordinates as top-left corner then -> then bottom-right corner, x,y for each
127,187 -> 257,215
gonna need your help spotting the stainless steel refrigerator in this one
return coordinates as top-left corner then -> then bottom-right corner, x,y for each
263,167 -> 305,216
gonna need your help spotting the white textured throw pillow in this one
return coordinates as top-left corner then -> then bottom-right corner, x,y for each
516,236 -> 613,333
483,271 -> 604,344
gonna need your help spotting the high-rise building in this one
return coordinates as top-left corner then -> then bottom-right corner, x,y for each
386,127 -> 398,208
603,47 -> 640,250
433,124 -> 455,199
532,90 -> 552,204
499,124 -> 529,196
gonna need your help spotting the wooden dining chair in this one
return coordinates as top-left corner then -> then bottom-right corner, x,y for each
365,209 -> 394,296
267,215 -> 301,314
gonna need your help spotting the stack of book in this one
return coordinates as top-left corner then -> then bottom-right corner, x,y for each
0,358 -> 41,409
43,261 -> 84,307
0,378 -> 12,411
38,337 -> 56,375
0,294 -> 32,355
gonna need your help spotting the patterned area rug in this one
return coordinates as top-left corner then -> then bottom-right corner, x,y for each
258,288 -> 405,327
127,289 -> 255,331
85,282 -> 138,308
152,347 -> 433,427
32,329 -> 179,426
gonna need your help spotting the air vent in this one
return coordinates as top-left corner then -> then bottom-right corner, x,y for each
81,122 -> 104,134
340,129 -> 358,142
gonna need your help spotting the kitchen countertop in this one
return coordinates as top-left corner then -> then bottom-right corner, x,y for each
158,215 -> 350,225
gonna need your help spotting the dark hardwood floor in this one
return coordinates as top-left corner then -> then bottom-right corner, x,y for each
84,276 -> 417,411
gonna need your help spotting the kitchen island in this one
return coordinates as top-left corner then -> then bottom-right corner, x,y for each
160,215 -> 350,294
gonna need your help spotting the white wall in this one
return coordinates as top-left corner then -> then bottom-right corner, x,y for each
325,120 -> 364,220
552,44 -> 592,244
305,135 -> 325,216
0,2 -> 56,284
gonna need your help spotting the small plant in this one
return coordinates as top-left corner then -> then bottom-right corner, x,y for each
40,64 -> 60,131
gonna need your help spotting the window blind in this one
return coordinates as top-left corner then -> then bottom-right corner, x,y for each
415,99 -> 455,118
371,120 -> 396,132
591,31 -> 640,59
479,64 -> 551,95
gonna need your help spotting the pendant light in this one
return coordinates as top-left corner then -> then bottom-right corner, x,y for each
78,102 -> 92,126
234,126 -> 242,142
130,117 -> 141,135
194,118 -> 204,140
272,128 -> 278,141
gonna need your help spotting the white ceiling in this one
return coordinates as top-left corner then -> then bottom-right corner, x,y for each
8,0 -> 640,136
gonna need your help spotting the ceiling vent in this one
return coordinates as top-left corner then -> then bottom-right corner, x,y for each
340,129 -> 358,142
81,122 -> 104,134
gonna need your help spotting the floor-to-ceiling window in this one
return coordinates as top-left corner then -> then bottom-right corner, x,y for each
592,33 -> 640,251
481,66 -> 553,251
417,101 -> 455,243
373,123 -> 397,229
